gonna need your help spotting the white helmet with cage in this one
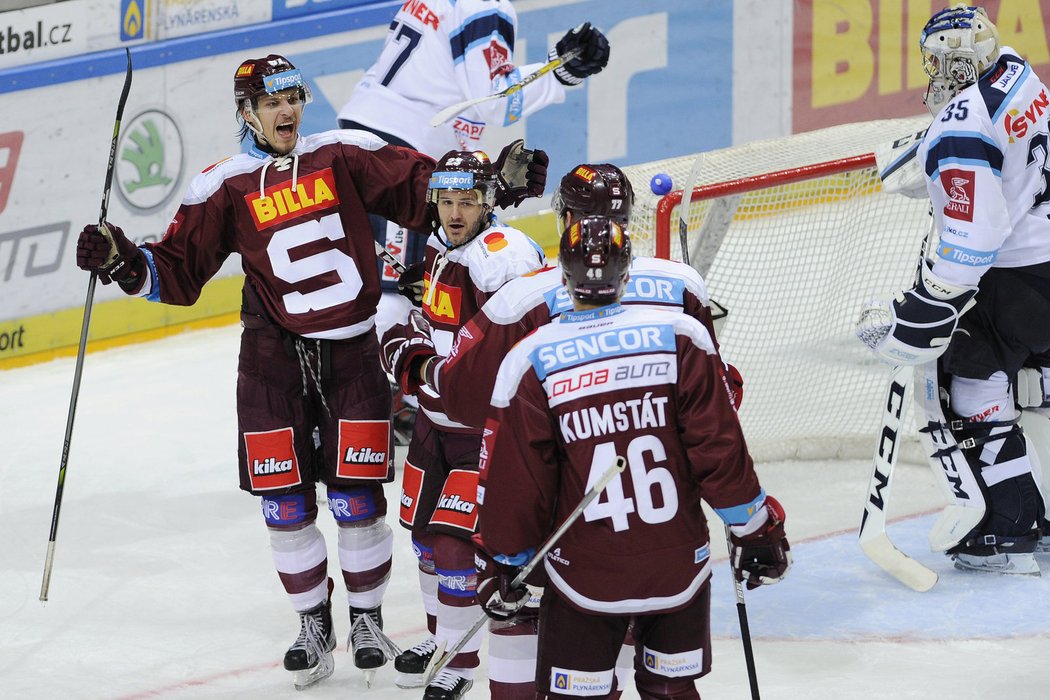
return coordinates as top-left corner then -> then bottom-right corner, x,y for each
920,4 -> 1000,115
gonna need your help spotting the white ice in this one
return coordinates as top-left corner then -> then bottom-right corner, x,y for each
3,325 -> 1049,699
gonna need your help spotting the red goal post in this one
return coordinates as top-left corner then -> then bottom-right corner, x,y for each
622,117 -> 932,461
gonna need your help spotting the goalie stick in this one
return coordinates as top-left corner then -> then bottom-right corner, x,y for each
40,48 -> 133,602
677,152 -> 706,267
858,364 -> 938,592
428,48 -> 581,128
423,455 -> 627,685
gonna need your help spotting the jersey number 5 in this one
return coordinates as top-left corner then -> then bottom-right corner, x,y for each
584,438 -> 680,532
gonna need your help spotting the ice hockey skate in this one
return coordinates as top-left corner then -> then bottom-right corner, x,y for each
394,635 -> 439,688
284,598 -> 337,690
423,667 -> 473,700
348,605 -> 401,687
952,551 -> 1041,576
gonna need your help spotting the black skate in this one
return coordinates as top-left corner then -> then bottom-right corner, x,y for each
424,668 -> 473,700
284,599 -> 336,690
394,635 -> 438,688
348,605 -> 401,687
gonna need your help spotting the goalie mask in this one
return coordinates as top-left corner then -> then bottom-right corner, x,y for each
428,150 -> 498,246
560,216 -> 631,304
234,54 -> 313,145
552,164 -> 635,229
920,5 -> 999,115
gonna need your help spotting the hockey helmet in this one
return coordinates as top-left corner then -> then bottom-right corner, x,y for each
559,216 -> 632,304
428,150 -> 500,208
552,164 -> 634,227
234,54 -> 313,108
920,5 -> 999,115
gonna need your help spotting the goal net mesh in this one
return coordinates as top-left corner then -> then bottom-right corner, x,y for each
622,117 -> 932,461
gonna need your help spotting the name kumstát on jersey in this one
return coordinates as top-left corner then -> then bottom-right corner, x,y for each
560,393 -> 669,444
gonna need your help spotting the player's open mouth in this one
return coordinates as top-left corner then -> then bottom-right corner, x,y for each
276,122 -> 295,137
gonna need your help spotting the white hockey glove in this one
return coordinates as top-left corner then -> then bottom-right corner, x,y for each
856,261 -> 977,366
874,126 -> 930,199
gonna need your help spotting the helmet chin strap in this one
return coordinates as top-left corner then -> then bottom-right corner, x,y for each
436,209 -> 493,249
240,99 -> 304,153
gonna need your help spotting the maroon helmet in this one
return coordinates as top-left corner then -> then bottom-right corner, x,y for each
551,164 -> 634,226
428,150 -> 500,206
559,215 -> 632,303
233,54 -> 311,107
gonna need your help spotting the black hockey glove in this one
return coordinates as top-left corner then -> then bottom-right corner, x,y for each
551,22 -> 610,86
494,140 -> 549,209
380,309 -> 436,396
474,546 -> 529,622
729,496 -> 792,590
76,222 -> 146,293
396,262 -> 426,307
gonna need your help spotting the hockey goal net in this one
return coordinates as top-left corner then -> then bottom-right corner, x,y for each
622,117 -> 932,462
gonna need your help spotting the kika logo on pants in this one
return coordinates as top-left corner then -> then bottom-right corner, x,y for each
437,494 -> 475,514
253,457 -> 295,474
337,419 -> 391,480
344,446 -> 387,464
244,427 -> 302,491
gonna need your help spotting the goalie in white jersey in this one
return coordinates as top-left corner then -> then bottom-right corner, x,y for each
858,4 -> 1050,575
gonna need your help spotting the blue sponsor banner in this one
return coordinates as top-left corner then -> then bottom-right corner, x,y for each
120,0 -> 146,41
271,0 -> 375,21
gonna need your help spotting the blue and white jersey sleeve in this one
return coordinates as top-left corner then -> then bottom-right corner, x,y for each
919,48 -> 1050,287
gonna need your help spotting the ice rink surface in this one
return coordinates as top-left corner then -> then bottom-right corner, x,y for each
3,325 -> 1049,699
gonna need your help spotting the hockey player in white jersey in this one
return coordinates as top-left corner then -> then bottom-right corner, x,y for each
857,4 -> 1050,575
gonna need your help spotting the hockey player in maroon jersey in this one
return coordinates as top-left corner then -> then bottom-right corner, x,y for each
473,216 -> 791,699
379,150 -> 546,699
73,54 -> 546,691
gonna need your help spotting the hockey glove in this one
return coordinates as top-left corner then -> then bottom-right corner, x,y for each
396,262 -> 425,307
856,260 -> 977,366
473,542 -> 530,622
550,22 -> 610,86
76,222 -> 146,292
724,362 -> 744,409
494,140 -> 549,209
380,309 -> 436,396
729,496 -> 791,590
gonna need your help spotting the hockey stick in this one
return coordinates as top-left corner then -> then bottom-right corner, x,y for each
428,48 -> 581,127
858,364 -> 938,592
724,526 -> 760,700
375,239 -> 407,275
423,455 -> 627,684
677,152 -> 706,267
40,48 -> 133,603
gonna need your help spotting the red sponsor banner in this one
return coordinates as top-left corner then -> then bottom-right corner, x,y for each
336,419 -> 392,480
431,468 -> 479,533
400,460 -> 425,527
792,0 -> 1050,132
245,167 -> 339,230
244,427 -> 302,491
0,131 -> 24,215
939,168 -> 975,221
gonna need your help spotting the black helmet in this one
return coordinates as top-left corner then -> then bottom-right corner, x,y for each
559,216 -> 632,303
551,164 -> 634,226
233,54 -> 311,108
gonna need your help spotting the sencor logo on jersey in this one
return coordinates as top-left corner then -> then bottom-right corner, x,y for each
1002,88 -> 1049,142
244,427 -> 302,491
939,169 -> 975,221
423,276 -> 463,323
336,419 -> 391,480
246,167 -> 339,230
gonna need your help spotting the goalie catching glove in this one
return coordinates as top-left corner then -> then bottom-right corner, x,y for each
380,309 -> 436,396
856,260 -> 977,366
728,496 -> 791,590
76,222 -> 146,293
550,22 -> 610,86
493,140 -> 549,209
472,534 -> 531,622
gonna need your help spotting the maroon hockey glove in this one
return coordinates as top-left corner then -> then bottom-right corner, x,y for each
76,222 -> 146,292
473,540 -> 530,622
725,362 -> 744,409
494,140 -> 549,209
380,309 -> 436,396
551,22 -> 610,86
729,496 -> 791,590
396,262 -> 425,307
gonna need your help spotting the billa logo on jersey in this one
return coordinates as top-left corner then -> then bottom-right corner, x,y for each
483,231 -> 508,252
244,427 -> 302,491
939,169 -> 975,221
1003,88 -> 1049,142
236,64 -> 255,78
246,168 -> 339,229
423,275 -> 463,322
337,419 -> 391,480
483,40 -> 513,80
